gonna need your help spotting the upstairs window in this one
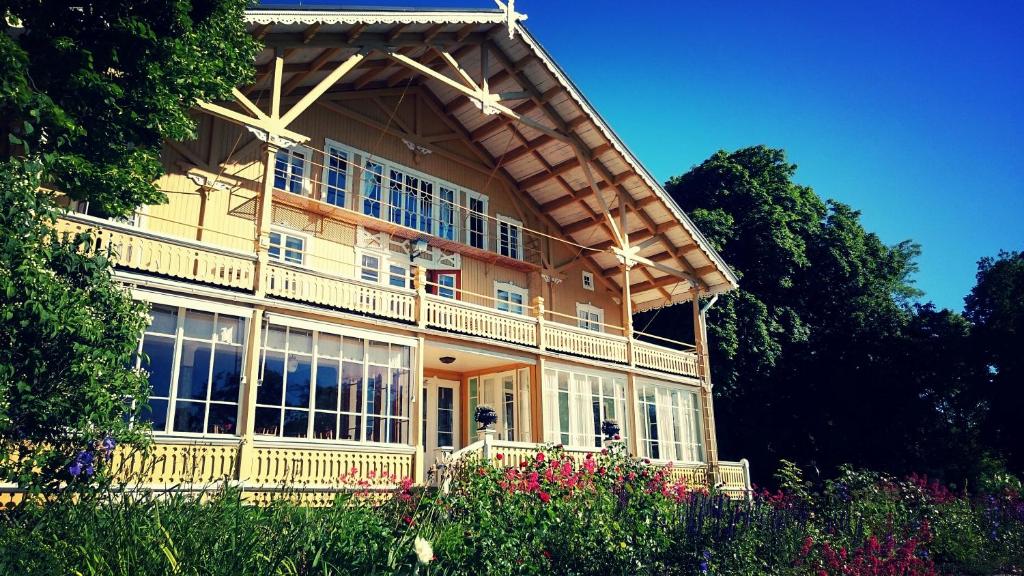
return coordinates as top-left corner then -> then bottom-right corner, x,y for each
362,161 -> 384,218
577,303 -> 604,332
274,147 -> 309,195
268,230 -> 306,266
495,282 -> 527,315
358,251 -> 411,289
467,192 -> 488,250
323,141 -> 350,207
582,271 -> 595,291
428,270 -> 460,300
498,216 -> 523,260
438,187 -> 458,241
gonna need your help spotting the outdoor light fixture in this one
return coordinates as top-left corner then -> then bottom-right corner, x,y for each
439,356 -> 456,365
411,238 -> 429,259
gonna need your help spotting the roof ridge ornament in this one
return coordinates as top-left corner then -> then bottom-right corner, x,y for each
493,0 -> 527,38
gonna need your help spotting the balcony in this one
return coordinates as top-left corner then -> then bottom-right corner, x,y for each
58,213 -> 702,380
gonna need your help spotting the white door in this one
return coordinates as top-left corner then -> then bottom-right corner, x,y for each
423,378 -> 460,472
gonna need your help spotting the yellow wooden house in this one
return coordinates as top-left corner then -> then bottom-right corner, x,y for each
55,4 -> 750,499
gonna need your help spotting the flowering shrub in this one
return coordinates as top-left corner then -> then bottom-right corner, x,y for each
0,449 -> 1021,575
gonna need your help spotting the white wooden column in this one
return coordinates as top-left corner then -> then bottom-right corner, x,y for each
237,307 -> 264,481
692,294 -> 720,475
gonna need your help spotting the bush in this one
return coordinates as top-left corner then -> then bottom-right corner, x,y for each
0,448 -> 1021,575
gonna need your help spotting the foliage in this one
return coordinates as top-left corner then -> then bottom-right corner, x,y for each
0,0 -> 259,217
0,159 -> 151,493
1,452 -> 1021,575
965,251 -> 1024,475
638,145 -> 999,485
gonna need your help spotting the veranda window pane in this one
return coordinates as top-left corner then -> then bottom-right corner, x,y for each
283,409 -> 308,437
141,399 -> 169,431
148,305 -> 178,335
209,344 -> 243,402
255,407 -> 280,436
177,340 -> 211,400
207,403 -> 237,435
314,412 -> 337,439
315,360 -> 339,410
257,351 -> 285,405
184,310 -> 215,339
284,354 -> 312,408
319,333 -> 341,358
140,335 -> 175,397
343,337 -> 364,362
172,400 -> 204,433
288,328 -> 313,354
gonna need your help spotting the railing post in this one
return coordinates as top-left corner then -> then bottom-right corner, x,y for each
532,295 -> 545,351
414,265 -> 428,328
740,458 -> 753,501
480,428 -> 495,461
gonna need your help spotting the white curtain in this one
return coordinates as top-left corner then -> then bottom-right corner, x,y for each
568,373 -> 591,447
542,370 -> 561,443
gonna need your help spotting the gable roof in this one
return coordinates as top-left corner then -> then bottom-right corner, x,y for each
245,6 -> 738,311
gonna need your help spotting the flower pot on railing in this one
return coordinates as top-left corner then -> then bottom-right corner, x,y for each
601,419 -> 620,440
475,404 -> 497,431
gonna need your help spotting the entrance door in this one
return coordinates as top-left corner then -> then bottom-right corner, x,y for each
423,378 -> 460,474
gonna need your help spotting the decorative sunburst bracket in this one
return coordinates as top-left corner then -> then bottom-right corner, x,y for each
494,0 -> 528,39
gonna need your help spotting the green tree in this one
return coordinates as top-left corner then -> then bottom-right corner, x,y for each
1,0 -> 259,216
0,0 -> 258,491
965,251 -> 1024,475
636,146 -> 977,482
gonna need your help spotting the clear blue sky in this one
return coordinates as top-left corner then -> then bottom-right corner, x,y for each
262,0 -> 1023,311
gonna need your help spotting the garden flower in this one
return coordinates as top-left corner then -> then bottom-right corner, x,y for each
538,491 -> 551,503
495,453 -> 504,461
414,536 -> 433,565
536,452 -> 545,462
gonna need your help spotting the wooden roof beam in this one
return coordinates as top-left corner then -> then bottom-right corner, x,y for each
281,47 -> 343,96
301,23 -> 321,44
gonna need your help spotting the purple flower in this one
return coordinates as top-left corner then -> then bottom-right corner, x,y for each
68,461 -> 82,477
68,450 -> 96,478
699,560 -> 709,574
102,436 -> 116,460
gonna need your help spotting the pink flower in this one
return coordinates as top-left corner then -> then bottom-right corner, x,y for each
536,452 -> 546,462
496,453 -> 504,461
538,491 -> 551,503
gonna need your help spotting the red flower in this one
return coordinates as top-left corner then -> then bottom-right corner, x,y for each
536,452 -> 546,462
519,460 -> 528,468
496,453 -> 504,461
542,550 -> 552,559
538,490 -> 551,503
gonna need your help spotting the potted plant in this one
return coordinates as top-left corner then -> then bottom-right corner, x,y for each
475,404 -> 497,430
601,419 -> 620,440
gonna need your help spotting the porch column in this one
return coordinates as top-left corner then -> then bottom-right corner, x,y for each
692,294 -> 720,479
237,307 -> 264,482
252,144 -> 277,298
412,335 -> 426,485
625,371 -> 641,457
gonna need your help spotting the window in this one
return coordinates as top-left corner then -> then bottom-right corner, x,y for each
256,324 -> 413,443
582,271 -> 595,291
360,253 -> 381,283
636,382 -> 704,462
358,251 -> 411,289
498,216 -> 523,260
494,282 -> 527,315
542,366 -> 627,448
274,146 -> 310,195
269,230 -> 306,265
322,141 -> 350,207
577,303 -> 604,332
132,304 -> 247,436
467,191 -> 488,250
363,161 -> 384,218
438,187 -> 458,241
428,270 -> 460,299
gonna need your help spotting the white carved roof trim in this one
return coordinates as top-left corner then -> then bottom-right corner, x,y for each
245,9 -> 507,27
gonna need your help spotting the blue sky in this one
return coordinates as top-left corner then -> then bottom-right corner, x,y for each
262,0 -> 1023,310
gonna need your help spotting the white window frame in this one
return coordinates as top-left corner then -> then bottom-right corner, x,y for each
582,270 -> 595,291
321,139 -> 353,208
273,144 -> 313,196
494,281 -> 528,315
576,302 -> 604,332
268,227 -> 309,266
542,363 -> 628,448
466,190 -> 489,250
497,215 -> 524,260
128,291 -> 253,439
635,379 -> 705,464
356,248 -> 413,290
254,315 -> 417,446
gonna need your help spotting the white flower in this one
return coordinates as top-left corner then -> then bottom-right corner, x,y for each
414,536 -> 433,565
